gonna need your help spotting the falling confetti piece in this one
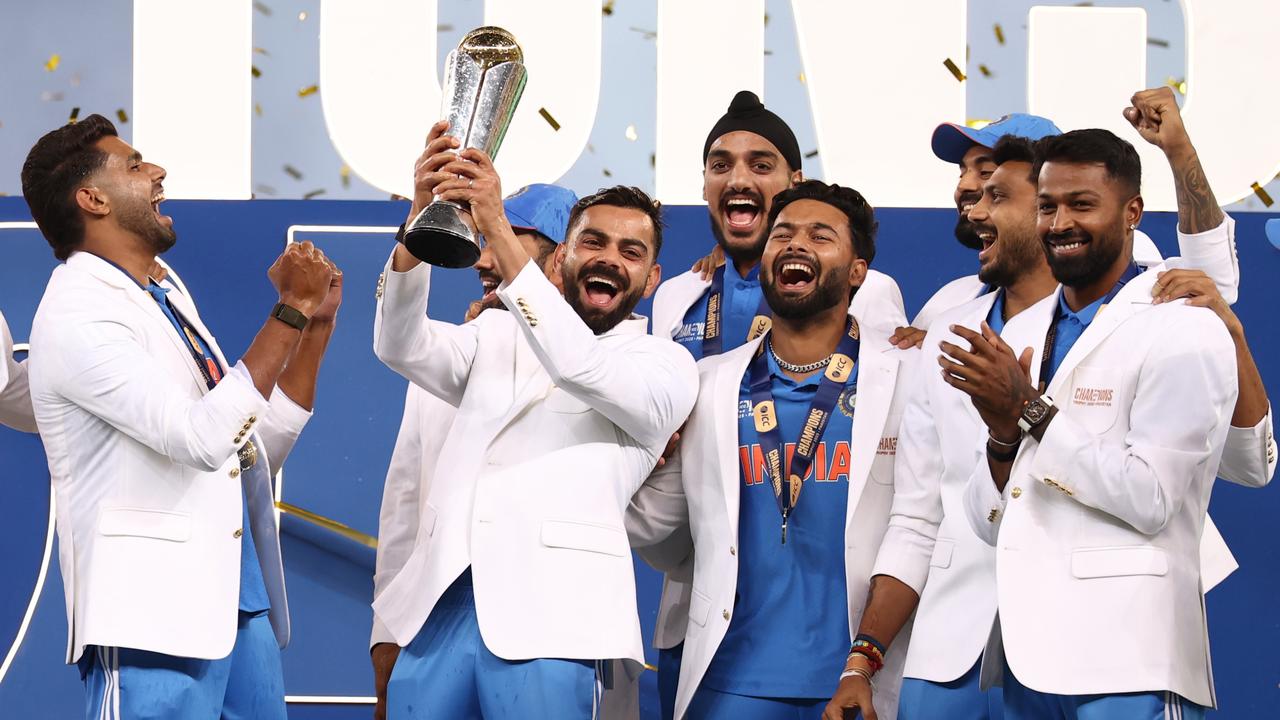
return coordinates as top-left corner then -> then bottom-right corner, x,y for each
298,84 -> 319,98
764,49 -> 774,56
1147,37 -> 1170,48
994,24 -> 1005,45
298,11 -> 308,21
587,143 -> 596,154
116,109 -> 129,123
649,152 -> 656,167
254,47 -> 271,56
624,124 -> 638,141
539,107 -> 561,131
44,54 -> 61,72
966,119 -> 994,129
1165,76 -> 1187,95
255,103 -> 264,116
602,0 -> 615,16
438,24 -> 454,32
764,12 -> 770,26
253,2 -> 272,16
1252,182 -> 1274,207
943,58 -> 966,82
628,26 -> 657,40
252,66 -> 262,78
283,165 -> 303,180
804,149 -> 819,159
340,165 -> 351,188
798,72 -> 806,85
603,168 -> 613,177
255,184 -> 277,196
303,188 -> 326,200
68,107 -> 80,124
978,64 -> 993,78
40,91 -> 65,102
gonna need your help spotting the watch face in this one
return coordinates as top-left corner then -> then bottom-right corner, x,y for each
1023,400 -> 1050,425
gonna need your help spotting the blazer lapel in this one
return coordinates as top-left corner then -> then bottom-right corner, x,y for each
717,339 -> 759,544
486,321 -> 554,442
844,336 -> 899,525
160,277 -> 233,374
1046,269 -> 1158,397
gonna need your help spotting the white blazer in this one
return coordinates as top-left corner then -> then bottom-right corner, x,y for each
632,315 -> 916,720
875,287 -> 1247,688
28,252 -> 310,663
910,225 -> 1233,331
0,309 -> 37,432
643,267 -> 907,652
962,266 -> 1237,707
370,256 -> 697,666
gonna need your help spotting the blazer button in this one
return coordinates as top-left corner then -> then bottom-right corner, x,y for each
242,423 -> 252,431
233,528 -> 243,539
722,610 -> 730,621
248,415 -> 257,423
729,546 -> 736,556
229,467 -> 241,478
1011,487 -> 1022,499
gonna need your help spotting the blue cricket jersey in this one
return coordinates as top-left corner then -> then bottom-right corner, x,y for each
1045,291 -> 1107,381
671,265 -> 763,360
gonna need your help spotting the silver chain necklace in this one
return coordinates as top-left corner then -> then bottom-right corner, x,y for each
768,339 -> 831,374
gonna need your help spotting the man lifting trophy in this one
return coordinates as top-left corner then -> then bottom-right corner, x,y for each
403,26 -> 527,267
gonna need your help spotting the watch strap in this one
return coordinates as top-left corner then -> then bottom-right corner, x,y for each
271,302 -> 309,331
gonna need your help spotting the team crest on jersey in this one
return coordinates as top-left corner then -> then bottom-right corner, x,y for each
838,385 -> 858,418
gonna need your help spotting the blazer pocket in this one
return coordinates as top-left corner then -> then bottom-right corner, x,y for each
98,507 -> 191,543
1071,546 -> 1168,579
541,519 -> 627,557
1064,367 -> 1123,434
929,539 -> 955,569
688,586 -> 712,628
544,388 -> 594,415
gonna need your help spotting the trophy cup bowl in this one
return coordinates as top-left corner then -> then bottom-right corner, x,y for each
403,27 -> 528,268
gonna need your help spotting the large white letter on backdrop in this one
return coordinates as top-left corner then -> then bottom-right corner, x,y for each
133,0 -> 253,200
320,0 -> 600,198
791,0 -> 967,208
1028,2 -> 1280,211
654,0 -> 764,205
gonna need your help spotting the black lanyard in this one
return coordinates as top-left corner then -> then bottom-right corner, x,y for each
747,317 -> 860,544
703,264 -> 771,357
1039,263 -> 1141,389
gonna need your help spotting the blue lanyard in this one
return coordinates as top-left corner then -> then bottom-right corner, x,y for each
1039,262 -> 1142,389
702,264 -> 772,357
747,317 -> 860,544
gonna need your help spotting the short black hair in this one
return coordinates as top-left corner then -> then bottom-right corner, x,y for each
991,135 -> 1040,183
1033,128 -> 1141,197
567,185 -> 664,258
21,114 -> 120,260
765,180 -> 877,265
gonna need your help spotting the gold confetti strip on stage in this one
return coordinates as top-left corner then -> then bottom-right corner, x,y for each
67,107 -> 80,124
943,58 -> 967,82
303,188 -> 326,200
298,84 -> 319,98
804,149 -> 819,159
44,54 -> 61,72
978,64 -> 993,78
116,109 -> 129,123
625,124 -> 638,141
252,65 -> 262,78
994,24 -> 1005,45
1251,182 -> 1274,207
539,107 -> 561,131
276,501 -> 378,549
602,0 -> 615,17
1148,37 -> 1170,48
340,164 -> 352,189
284,164 -> 303,180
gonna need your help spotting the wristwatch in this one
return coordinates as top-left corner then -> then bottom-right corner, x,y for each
271,302 -> 309,331
1017,394 -> 1055,434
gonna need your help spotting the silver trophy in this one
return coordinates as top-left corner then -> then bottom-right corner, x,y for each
403,27 -> 528,268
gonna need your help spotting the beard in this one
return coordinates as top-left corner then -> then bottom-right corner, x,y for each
975,221 -> 1043,288
117,198 -> 176,254
761,253 -> 851,321
562,261 -> 644,335
1042,227 -> 1125,287
953,190 -> 984,251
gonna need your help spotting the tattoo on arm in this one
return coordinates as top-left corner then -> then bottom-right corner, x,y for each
1172,150 -> 1225,234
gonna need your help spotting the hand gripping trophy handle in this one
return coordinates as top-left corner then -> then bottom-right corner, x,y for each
403,27 -> 528,268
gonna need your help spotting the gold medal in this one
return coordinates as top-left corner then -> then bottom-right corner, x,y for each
238,439 -> 258,471
747,315 -> 772,341
825,353 -> 855,383
753,400 -> 777,432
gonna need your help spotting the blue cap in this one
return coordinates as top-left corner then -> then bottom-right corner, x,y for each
931,113 -> 1062,164
502,183 -> 579,244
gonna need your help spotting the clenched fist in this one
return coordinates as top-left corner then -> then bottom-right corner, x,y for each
268,241 -> 338,318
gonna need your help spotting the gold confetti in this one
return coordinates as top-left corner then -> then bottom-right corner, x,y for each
252,66 -> 262,78
978,64 -> 993,78
764,12 -> 770,26
283,165 -> 303,180
763,49 -> 774,56
340,164 -> 351,188
255,103 -> 264,116
1252,182 -> 1274,207
298,84 -> 319,98
254,47 -> 270,56
255,184 -> 277,196
994,24 -> 1005,45
1147,37 -> 1170,48
649,152 -> 656,168
253,2 -> 272,16
539,107 -> 561,131
624,124 -> 638,141
40,91 -> 64,102
966,118 -> 994,129
798,72 -> 806,85
629,26 -> 657,40
1165,76 -> 1187,95
603,168 -> 613,177
303,188 -> 326,200
602,0 -> 615,16
298,11 -> 308,21
438,24 -> 454,32
943,58 -> 967,82
68,107 -> 80,124
116,108 -> 129,123
804,149 -> 819,159
44,54 -> 61,72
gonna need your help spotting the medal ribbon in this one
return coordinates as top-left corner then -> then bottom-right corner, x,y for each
702,264 -> 772,357
1039,262 -> 1141,389
748,317 -> 860,544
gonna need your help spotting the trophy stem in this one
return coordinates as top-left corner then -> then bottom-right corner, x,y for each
402,201 -> 482,268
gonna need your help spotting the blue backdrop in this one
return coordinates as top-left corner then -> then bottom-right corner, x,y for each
0,196 -> 1275,718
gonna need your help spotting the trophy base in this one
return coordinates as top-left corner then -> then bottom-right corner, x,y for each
403,201 -> 482,268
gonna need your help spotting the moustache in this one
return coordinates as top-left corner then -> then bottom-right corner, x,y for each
1044,229 -> 1092,245
956,191 -> 982,214
577,262 -> 630,291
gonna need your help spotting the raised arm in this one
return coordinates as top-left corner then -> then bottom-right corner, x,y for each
0,311 -> 37,432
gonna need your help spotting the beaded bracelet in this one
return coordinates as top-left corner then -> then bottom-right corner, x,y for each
846,640 -> 885,675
